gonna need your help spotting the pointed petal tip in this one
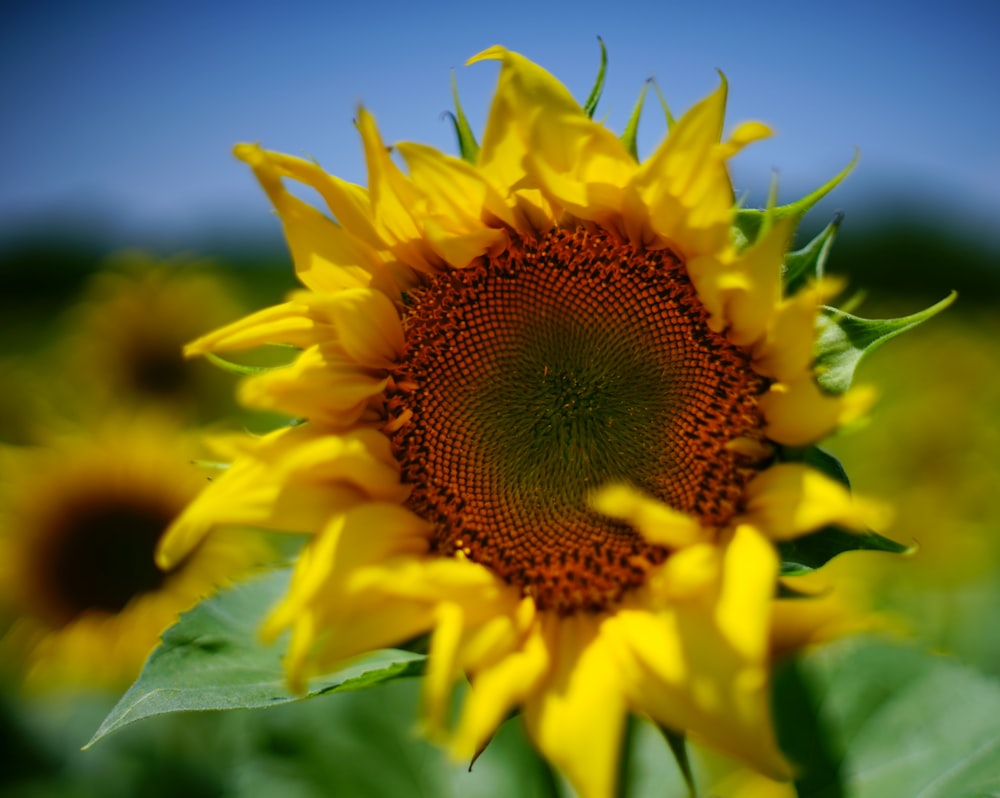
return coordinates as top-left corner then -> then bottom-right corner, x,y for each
466,45 -> 508,67
233,142 -> 264,165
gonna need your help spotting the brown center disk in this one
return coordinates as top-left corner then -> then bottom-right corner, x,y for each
387,227 -> 768,613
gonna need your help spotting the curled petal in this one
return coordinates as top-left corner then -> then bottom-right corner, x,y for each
761,380 -> 875,446
742,463 -> 892,540
589,482 -> 704,548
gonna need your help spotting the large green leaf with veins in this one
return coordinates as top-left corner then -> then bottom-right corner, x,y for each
87,568 -> 425,748
775,636 -> 1000,797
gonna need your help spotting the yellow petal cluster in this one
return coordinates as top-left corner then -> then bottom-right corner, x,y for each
158,46 -> 890,797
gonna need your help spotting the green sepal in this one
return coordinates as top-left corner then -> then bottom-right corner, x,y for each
802,445 -> 851,488
779,564 -> 813,580
733,152 -> 858,251
814,292 -> 957,395
783,212 -> 843,293
656,724 -> 697,798
774,445 -> 908,569
777,444 -> 850,488
582,36 -> 608,119
445,69 -> 480,164
204,351 -> 276,376
778,524 -> 912,573
777,573 -> 816,592
86,568 -> 425,748
650,78 -> 676,130
620,79 -> 650,161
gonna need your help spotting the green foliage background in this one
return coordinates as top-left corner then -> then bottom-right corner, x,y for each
1,210 -> 998,797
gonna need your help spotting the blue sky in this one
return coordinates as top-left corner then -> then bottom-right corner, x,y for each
2,0 -> 997,246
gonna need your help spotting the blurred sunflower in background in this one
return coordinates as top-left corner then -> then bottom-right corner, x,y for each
0,415 -> 272,689
53,253 -> 249,426
151,46 -> 932,797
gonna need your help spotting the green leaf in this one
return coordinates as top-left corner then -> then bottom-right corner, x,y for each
773,655 -> 844,797
582,36 -> 607,119
784,213 -> 843,293
775,636 -> 1000,797
86,568 -> 425,748
778,524 -> 910,572
620,80 -> 650,161
814,292 -> 957,394
445,69 -> 480,164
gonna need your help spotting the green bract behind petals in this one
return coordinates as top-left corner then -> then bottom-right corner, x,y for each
582,36 -> 608,119
814,292 -> 958,395
778,524 -> 913,574
204,351 -> 281,376
620,79 -> 651,161
734,152 -> 859,252
784,213 -> 842,293
446,70 -> 480,165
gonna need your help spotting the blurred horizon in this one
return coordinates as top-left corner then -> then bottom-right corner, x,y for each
3,0 -> 999,257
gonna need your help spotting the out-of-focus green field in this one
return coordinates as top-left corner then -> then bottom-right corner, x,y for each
0,213 -> 997,797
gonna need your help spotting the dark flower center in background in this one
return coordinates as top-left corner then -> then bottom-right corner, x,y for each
29,495 -> 177,626
388,227 -> 767,613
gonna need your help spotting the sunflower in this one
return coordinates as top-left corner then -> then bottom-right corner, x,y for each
158,47 -> 899,795
0,416 -> 272,689
58,253 -> 248,423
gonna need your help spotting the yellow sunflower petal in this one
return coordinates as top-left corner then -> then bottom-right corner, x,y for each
421,218 -> 509,270
753,277 -> 844,382
742,463 -> 892,539
357,108 -> 438,271
423,601 -> 466,736
760,380 -> 876,446
613,529 -> 783,775
467,45 -> 582,195
770,550 -> 896,657
626,77 -> 732,256
184,300 -> 315,355
396,141 -> 516,229
716,215 -> 796,347
647,542 -> 722,601
322,287 -> 404,367
589,482 -> 704,548
522,615 -> 626,798
234,143 -> 386,292
239,147 -> 382,250
716,525 -> 777,661
157,427 -> 405,566
451,615 -> 549,761
526,114 -> 636,224
238,345 -> 388,426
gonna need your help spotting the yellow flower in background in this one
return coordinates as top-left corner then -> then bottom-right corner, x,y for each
155,47 -> 894,796
57,254 -> 248,423
0,416 -> 272,689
